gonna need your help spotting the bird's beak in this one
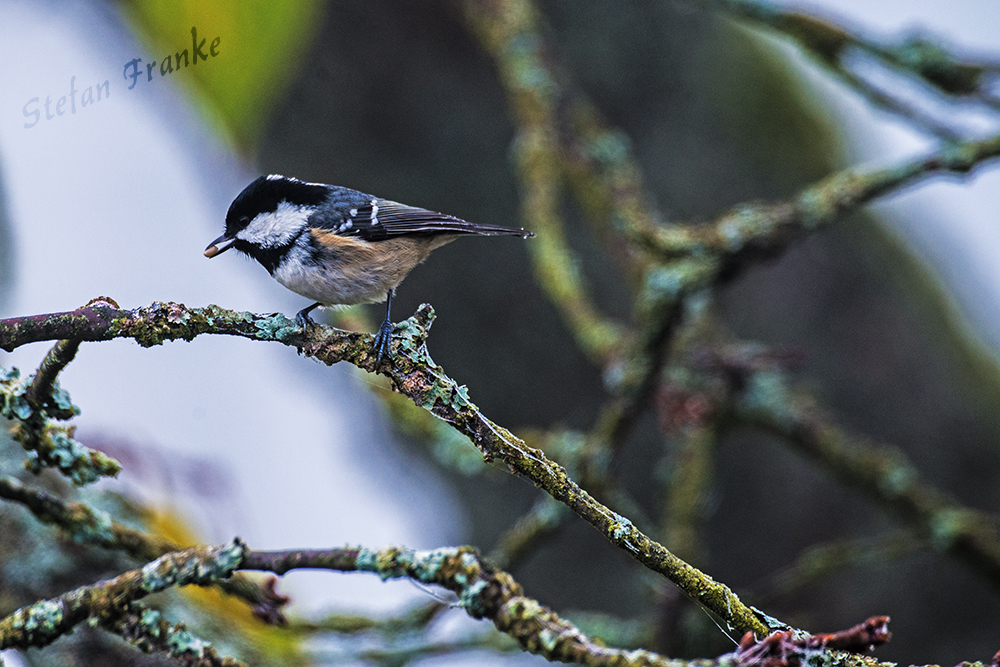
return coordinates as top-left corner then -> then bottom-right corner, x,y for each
204,234 -> 234,258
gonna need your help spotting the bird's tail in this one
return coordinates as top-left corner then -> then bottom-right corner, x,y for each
377,203 -> 535,239
457,221 -> 535,239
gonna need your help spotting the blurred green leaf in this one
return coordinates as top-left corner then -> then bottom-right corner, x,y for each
119,0 -> 326,151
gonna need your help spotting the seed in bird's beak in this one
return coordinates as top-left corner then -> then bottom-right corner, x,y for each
204,236 -> 235,258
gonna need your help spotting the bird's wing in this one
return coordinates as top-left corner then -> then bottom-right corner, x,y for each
314,198 -> 531,242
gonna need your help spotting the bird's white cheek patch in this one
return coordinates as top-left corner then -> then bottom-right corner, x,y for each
237,201 -> 314,248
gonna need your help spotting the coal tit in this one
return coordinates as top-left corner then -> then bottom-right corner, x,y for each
205,175 -> 534,362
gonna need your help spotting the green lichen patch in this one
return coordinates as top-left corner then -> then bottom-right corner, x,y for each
1,371 -> 33,422
139,539 -> 246,594
3,363 -> 120,486
135,607 -> 215,658
14,599 -> 65,641
43,379 -> 79,419
459,579 -> 491,617
253,313 -> 301,342
353,546 -> 379,574
14,422 -> 121,486
65,503 -> 117,546
410,547 -> 460,584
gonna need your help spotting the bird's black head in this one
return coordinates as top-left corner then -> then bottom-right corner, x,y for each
205,175 -> 330,269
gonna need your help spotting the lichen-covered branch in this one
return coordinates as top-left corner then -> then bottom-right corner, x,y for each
0,300 -> 307,352
306,309 -> 769,636
99,602 -> 245,667
0,475 -> 175,558
23,338 -> 81,420
0,540 -> 245,651
0,301 -> 770,636
0,538 -> 902,667
0,475 -> 288,623
242,545 -> 910,667
241,544 -> 693,667
2,330 -> 117,486
1,365 -> 120,485
485,430 -> 586,572
636,131 -> 1000,267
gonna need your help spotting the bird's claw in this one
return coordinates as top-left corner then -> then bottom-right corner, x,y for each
373,319 -> 394,365
295,309 -> 316,331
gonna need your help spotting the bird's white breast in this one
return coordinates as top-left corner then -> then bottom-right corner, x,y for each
271,235 -> 453,307
271,240 -> 379,306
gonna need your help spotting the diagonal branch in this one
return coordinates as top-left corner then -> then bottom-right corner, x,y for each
1,366 -> 121,486
715,0 -> 999,139
731,366 -> 1000,589
638,132 -> 1000,268
99,602 -> 245,667
0,541 -> 245,651
0,475 -> 286,622
0,301 -> 770,636
0,475 -> 176,560
23,339 -> 81,420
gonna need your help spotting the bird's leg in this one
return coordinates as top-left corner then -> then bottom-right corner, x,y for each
295,302 -> 322,329
374,288 -> 395,364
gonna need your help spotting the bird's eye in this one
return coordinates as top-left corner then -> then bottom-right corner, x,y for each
239,216 -> 250,226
